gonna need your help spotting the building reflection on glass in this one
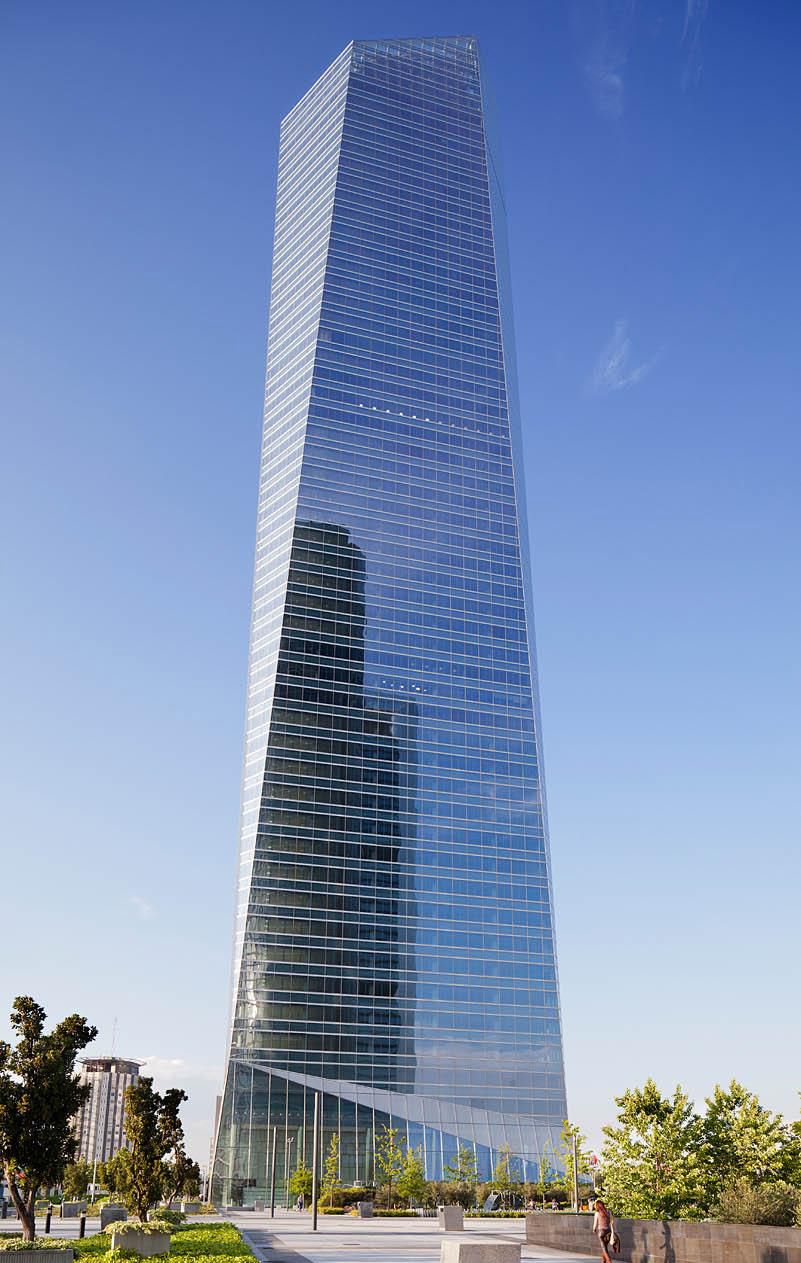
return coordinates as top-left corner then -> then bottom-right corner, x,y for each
217,521 -> 418,1201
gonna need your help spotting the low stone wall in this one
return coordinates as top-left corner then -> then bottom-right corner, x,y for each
526,1211 -> 801,1262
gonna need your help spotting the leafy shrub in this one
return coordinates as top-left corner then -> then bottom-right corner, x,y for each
715,1179 -> 800,1227
152,1212 -> 185,1230
318,1207 -> 345,1214
372,1209 -> 419,1216
0,1240 -> 75,1254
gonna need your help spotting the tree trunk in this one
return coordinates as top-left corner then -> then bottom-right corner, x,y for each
6,1175 -> 35,1241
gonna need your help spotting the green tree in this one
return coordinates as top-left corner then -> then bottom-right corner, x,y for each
158,1088 -> 200,1208
702,1081 -> 801,1200
289,1160 -> 312,1201
163,1148 -> 201,1205
445,1145 -> 478,1185
101,1151 -> 128,1198
397,1146 -> 427,1208
490,1144 -> 520,1208
119,1078 -> 189,1220
320,1134 -> 341,1208
444,1145 -> 479,1208
62,1159 -> 93,1200
375,1126 -> 404,1208
601,1079 -> 707,1220
531,1141 -> 558,1207
0,996 -> 97,1240
559,1121 -> 593,1207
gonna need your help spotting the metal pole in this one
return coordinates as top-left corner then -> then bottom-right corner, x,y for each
311,1092 -> 320,1233
572,1134 -> 579,1213
285,1137 -> 294,1210
269,1127 -> 277,1219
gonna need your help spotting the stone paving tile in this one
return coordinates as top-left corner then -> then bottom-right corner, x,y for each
231,1211 -> 594,1263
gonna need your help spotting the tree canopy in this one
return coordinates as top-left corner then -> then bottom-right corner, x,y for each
0,996 -> 97,1240
702,1080 -> 801,1196
601,1079 -> 707,1220
115,1077 -> 189,1220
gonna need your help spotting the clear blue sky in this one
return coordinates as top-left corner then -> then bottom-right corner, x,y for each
2,0 -> 800,1163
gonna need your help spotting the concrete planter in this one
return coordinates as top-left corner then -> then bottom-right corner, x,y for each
438,1205 -> 465,1231
99,1206 -> 127,1230
440,1243 -> 520,1263
59,1203 -> 86,1219
356,1201 -> 374,1218
180,1202 -> 201,1213
109,1229 -> 170,1257
526,1211 -> 801,1262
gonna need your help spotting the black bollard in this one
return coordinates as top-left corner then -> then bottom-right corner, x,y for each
45,1208 -> 52,1234
1,1201 -> 7,1220
79,1214 -> 86,1239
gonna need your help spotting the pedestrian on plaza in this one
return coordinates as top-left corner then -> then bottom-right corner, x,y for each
296,1192 -> 304,1212
592,1198 -> 615,1262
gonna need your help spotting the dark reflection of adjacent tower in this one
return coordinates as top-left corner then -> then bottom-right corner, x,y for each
227,521 -> 417,1199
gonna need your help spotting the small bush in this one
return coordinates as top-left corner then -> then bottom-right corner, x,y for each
372,1210 -> 419,1217
152,1212 -> 185,1230
715,1178 -> 801,1227
318,1207 -> 345,1215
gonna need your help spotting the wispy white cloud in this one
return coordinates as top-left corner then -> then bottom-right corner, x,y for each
574,0 -> 636,120
682,0 -> 710,90
128,894 -> 155,921
584,45 -> 628,120
140,1055 -> 221,1086
590,319 -> 662,394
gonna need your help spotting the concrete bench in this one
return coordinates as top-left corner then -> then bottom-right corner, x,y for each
440,1242 -> 521,1263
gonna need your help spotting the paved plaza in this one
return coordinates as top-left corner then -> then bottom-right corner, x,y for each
230,1210 -> 595,1263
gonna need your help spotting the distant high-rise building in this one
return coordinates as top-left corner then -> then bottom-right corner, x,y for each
74,1057 -> 141,1163
213,36 -> 567,1206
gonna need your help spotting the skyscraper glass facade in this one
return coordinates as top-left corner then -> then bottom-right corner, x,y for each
212,36 -> 567,1206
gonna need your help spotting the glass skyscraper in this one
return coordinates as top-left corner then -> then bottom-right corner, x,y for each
212,36 -> 567,1206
